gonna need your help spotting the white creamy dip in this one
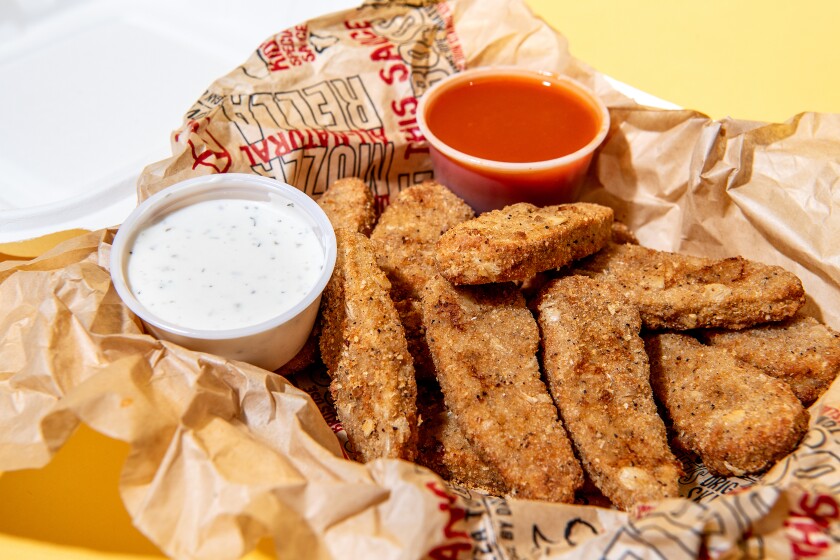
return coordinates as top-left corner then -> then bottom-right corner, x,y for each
126,197 -> 325,331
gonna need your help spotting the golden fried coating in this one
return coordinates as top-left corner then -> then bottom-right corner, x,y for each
275,325 -> 321,376
370,181 -> 474,379
393,298 -> 435,380
435,202 -> 613,285
371,180 -> 475,301
319,229 -> 418,462
281,178 -> 376,376
645,332 -> 809,477
416,380 -> 509,496
535,275 -> 681,511
317,177 -> 377,236
421,274 -> 583,503
576,243 -> 805,330
698,314 -> 840,406
611,221 -> 639,245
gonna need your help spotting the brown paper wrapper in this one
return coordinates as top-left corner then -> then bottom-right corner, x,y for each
3,0 -> 840,558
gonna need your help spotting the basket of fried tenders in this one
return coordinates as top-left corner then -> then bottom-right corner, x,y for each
284,176 -> 840,512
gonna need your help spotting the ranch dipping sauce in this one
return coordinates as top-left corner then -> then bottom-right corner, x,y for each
126,197 -> 325,331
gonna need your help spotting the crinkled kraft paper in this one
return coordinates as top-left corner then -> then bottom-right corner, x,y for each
2,0 -> 840,558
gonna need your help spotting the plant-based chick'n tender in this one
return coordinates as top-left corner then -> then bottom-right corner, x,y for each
317,177 -> 377,236
371,180 -> 475,301
275,333 -> 321,376
576,243 -> 805,330
391,296 -> 435,381
610,221 -> 639,245
371,181 -> 474,379
319,229 -> 418,462
536,275 -> 681,511
279,177 -> 378,377
422,274 -> 583,503
434,202 -> 613,285
645,332 -> 809,477
698,314 -> 840,406
415,380 -> 509,496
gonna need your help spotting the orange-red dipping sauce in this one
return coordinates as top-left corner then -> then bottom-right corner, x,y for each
424,73 -> 602,163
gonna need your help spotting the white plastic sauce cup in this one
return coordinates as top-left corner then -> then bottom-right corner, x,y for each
110,173 -> 336,371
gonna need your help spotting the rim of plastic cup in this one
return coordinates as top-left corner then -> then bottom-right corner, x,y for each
417,66 -> 611,173
109,173 -> 337,341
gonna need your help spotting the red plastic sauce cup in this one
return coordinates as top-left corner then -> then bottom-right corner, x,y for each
417,67 -> 610,212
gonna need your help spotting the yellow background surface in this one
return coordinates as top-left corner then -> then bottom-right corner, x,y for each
528,0 -> 840,123
1,2 -> 838,558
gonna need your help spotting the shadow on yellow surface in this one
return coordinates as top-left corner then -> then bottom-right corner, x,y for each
0,229 -> 90,262
0,424 -> 162,556
0,424 -> 276,559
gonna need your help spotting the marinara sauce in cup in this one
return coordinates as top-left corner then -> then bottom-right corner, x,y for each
417,67 -> 610,212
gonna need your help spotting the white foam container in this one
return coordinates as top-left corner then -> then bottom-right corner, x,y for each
0,0 -> 356,243
0,0 -> 676,244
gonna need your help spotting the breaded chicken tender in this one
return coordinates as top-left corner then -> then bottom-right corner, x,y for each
645,332 -> 809,477
422,274 -> 583,503
536,275 -> 681,510
393,298 -> 435,381
319,229 -> 418,462
371,180 -> 475,301
577,243 -> 805,330
698,314 -> 840,406
275,331 -> 320,376
416,380 -> 509,496
371,181 -> 474,379
611,221 -> 639,245
317,177 -> 377,235
279,178 -> 377,377
435,202 -> 613,285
